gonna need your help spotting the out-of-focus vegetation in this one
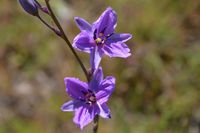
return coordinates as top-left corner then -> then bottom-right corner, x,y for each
0,0 -> 200,133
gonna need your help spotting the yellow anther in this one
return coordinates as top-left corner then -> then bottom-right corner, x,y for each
95,38 -> 102,44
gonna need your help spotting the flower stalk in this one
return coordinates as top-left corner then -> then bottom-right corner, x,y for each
93,115 -> 99,133
44,0 -> 89,82
37,15 -> 61,36
19,1 -> 132,132
44,1 -> 99,130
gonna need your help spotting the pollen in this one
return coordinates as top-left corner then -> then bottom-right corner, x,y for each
95,38 -> 102,44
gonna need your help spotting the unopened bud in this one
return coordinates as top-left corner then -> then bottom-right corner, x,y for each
19,0 -> 38,16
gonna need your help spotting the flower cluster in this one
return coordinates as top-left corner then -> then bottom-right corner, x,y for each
19,0 -> 132,130
62,7 -> 132,129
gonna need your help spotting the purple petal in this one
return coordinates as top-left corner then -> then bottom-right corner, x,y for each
89,67 -> 103,92
89,47 -> 103,70
74,17 -> 92,32
64,78 -> 88,100
96,76 -> 115,104
92,67 -> 103,83
61,100 -> 83,112
89,104 -> 100,119
97,102 -> 111,119
72,31 -> 95,53
93,7 -> 117,36
73,105 -> 97,129
103,42 -> 131,58
106,33 -> 132,43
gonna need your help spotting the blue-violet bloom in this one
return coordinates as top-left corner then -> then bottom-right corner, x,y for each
73,7 -> 132,69
19,0 -> 39,16
61,67 -> 115,129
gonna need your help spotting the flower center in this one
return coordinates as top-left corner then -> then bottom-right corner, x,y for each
83,90 -> 96,105
93,29 -> 107,45
88,95 -> 96,103
93,28 -> 114,46
95,33 -> 107,45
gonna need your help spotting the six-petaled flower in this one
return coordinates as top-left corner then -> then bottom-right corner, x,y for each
73,7 -> 132,69
61,67 -> 115,129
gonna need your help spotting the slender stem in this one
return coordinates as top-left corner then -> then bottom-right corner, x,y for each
44,1 -> 99,132
44,0 -> 89,82
93,115 -> 99,133
37,15 -> 61,36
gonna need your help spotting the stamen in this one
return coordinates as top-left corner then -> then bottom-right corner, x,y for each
84,91 -> 97,105
95,38 -> 102,44
93,29 -> 97,40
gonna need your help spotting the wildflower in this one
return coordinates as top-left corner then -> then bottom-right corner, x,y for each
19,0 -> 39,16
73,7 -> 132,69
61,67 -> 115,129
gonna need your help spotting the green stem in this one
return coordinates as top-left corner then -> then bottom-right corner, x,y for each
44,0 -> 89,82
93,115 -> 99,133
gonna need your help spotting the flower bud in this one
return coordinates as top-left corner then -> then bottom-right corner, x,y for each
19,0 -> 38,16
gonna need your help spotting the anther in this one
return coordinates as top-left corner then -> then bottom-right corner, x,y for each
95,38 -> 102,44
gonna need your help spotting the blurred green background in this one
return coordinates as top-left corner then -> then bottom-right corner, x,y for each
0,0 -> 200,133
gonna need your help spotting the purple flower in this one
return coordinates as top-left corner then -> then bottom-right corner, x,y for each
73,7 -> 132,69
61,67 -> 115,129
19,0 -> 39,16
